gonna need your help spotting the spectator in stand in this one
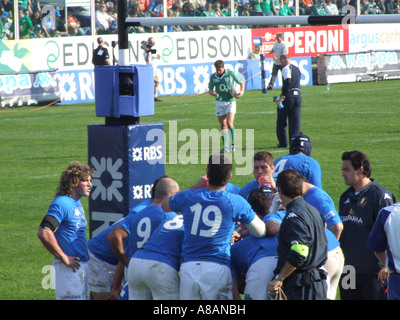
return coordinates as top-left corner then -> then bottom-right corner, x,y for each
222,1 -> 232,15
261,0 -> 276,15
32,22 -> 46,38
167,5 -> 182,32
384,0 -> 395,13
147,0 -> 163,32
249,44 -> 262,59
54,9 -> 69,37
299,0 -> 313,14
279,0 -> 294,15
1,11 -> 12,40
372,0 -> 385,13
136,0 -> 150,12
192,0 -> 207,9
202,1 -> 216,16
393,0 -> 400,12
67,11 -> 90,36
188,2 -> 205,29
240,2 -> 252,16
10,9 -> 33,39
272,0 -> 281,12
249,0 -> 263,15
179,1 -> 204,31
96,2 -> 117,34
29,0 -> 40,16
201,1 -> 218,29
128,4 -> 146,33
312,0 -> 328,15
30,10 -> 41,25
336,0 -> 348,11
1,0 -> 14,14
19,0 -> 29,11
324,0 -> 339,14
360,0 -> 373,13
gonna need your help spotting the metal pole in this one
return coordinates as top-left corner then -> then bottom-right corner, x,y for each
125,14 -> 400,27
117,0 -> 129,65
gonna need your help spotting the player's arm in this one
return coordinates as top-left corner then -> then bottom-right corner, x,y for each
107,226 -> 130,267
208,88 -> 218,98
108,262 -> 125,300
268,261 -> 297,292
243,215 -> 266,238
161,196 -> 173,212
236,81 -> 245,98
328,222 -> 343,240
37,217 -> 81,272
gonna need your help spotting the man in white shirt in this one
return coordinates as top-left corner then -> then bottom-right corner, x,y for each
144,37 -> 163,102
267,32 -> 288,91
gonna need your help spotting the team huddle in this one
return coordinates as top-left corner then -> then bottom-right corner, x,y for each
38,131 -> 399,300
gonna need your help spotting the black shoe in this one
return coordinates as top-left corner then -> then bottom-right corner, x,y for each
267,85 -> 273,90
277,144 -> 287,148
155,97 -> 163,102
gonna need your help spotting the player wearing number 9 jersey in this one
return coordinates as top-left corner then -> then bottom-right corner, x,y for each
128,214 -> 184,300
162,154 -> 266,300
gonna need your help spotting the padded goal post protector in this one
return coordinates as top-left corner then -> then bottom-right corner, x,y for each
87,123 -> 165,238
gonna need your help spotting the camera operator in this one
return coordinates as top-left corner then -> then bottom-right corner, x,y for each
143,37 -> 163,102
92,37 -> 112,66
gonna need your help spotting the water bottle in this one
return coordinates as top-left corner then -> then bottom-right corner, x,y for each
327,84 -> 330,91
258,175 -> 271,187
274,97 -> 284,109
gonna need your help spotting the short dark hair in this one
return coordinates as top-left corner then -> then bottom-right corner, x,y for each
342,150 -> 372,178
276,169 -> 305,198
214,60 -> 224,69
207,154 -> 232,187
247,189 -> 272,218
254,151 -> 274,166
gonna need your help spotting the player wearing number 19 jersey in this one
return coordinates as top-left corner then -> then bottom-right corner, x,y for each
162,154 -> 266,300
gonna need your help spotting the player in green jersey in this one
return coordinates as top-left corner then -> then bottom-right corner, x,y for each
208,60 -> 244,153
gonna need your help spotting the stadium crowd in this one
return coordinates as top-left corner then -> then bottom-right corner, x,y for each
1,0 -> 399,39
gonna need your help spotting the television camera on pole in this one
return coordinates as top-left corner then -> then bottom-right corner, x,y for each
88,0 -> 165,238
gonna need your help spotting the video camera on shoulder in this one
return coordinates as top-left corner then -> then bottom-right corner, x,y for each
141,40 -> 157,54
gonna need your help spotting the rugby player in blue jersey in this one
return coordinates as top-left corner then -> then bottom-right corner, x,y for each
107,176 -> 179,298
161,154 -> 266,300
239,151 -> 276,200
231,187 -> 278,300
128,214 -> 184,300
87,198 -> 151,300
37,162 -> 93,300
272,132 -> 322,189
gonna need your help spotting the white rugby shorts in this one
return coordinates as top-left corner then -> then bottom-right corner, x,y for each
244,256 -> 277,300
128,257 -> 180,300
216,101 -> 236,116
52,258 -> 89,300
179,261 -> 233,300
87,250 -> 117,293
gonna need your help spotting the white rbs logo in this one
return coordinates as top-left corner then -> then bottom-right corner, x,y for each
131,145 -> 163,163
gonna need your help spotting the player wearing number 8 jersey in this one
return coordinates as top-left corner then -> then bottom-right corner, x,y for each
162,154 -> 266,300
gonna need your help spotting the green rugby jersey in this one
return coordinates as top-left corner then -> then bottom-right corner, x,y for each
208,69 -> 242,102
